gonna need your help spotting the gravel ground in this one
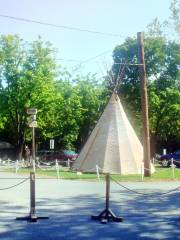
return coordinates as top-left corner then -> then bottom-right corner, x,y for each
0,171 -> 179,240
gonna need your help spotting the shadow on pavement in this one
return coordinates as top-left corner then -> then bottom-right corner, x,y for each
0,189 -> 179,240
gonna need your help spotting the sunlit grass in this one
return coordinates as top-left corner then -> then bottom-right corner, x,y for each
3,164 -> 180,181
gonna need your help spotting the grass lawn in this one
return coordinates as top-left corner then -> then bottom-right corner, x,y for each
3,164 -> 180,181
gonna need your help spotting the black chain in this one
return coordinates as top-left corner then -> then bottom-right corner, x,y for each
0,177 -> 29,191
111,176 -> 180,197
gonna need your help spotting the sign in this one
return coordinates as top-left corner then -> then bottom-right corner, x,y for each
50,139 -> 54,150
29,121 -> 38,128
28,115 -> 36,123
163,149 -> 167,155
27,108 -> 37,115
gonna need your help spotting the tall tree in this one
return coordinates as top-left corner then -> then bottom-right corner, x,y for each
111,36 -> 180,152
74,74 -> 107,149
147,0 -> 180,41
0,35 -> 58,158
53,73 -> 107,150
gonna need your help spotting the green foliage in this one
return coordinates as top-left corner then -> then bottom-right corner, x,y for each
149,87 -> 180,142
0,34 -> 107,155
147,0 -> 180,41
74,74 -> 107,148
52,79 -> 83,149
53,74 -> 107,150
0,35 -> 58,157
111,36 -> 180,151
0,30 -> 179,158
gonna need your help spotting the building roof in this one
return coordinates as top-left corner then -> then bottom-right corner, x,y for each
0,141 -> 14,149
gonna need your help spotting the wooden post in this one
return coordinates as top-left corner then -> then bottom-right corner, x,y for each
16,171 -> 48,222
32,127 -> 35,161
30,172 -> 37,221
105,173 -> 110,215
137,32 -> 151,177
91,173 -> 123,223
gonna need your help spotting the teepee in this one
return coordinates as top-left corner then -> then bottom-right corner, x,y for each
73,92 -> 153,175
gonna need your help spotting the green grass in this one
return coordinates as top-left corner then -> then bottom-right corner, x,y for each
3,164 -> 180,181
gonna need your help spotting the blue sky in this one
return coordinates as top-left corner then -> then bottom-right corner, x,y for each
0,0 -> 171,76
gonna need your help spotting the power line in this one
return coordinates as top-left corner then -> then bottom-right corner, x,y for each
0,14 -> 126,38
114,62 -> 143,66
56,58 -> 82,63
71,49 -> 112,70
78,50 -> 112,64
55,49 -> 112,67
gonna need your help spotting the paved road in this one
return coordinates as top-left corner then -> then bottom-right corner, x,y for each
0,172 -> 179,240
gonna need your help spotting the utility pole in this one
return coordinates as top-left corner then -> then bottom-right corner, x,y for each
137,32 -> 151,177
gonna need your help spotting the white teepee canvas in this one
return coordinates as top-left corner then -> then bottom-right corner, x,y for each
73,92 -> 154,174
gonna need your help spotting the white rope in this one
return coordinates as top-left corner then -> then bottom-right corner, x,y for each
35,164 -> 47,171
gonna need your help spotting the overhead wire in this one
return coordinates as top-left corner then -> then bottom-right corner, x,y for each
76,50 -> 112,65
56,58 -> 83,63
71,49 -> 113,71
0,14 -> 126,38
0,14 -> 127,71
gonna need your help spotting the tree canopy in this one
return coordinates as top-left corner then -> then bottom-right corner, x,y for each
0,36 -> 106,158
0,4 -> 179,160
110,35 -> 180,153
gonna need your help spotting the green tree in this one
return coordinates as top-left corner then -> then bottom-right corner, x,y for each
52,73 -> 107,150
0,35 -> 58,158
74,74 -> 107,149
111,36 -> 180,152
147,0 -> 180,41
49,78 -> 83,150
149,87 -> 180,151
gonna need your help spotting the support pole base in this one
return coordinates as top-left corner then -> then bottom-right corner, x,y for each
16,214 -> 49,222
91,208 -> 123,224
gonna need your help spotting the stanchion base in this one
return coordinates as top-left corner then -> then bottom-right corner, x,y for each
91,208 -> 123,224
16,214 -> 49,222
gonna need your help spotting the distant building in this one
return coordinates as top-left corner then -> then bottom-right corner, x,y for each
0,141 -> 15,160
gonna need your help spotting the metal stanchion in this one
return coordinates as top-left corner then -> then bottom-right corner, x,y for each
15,160 -> 19,173
171,158 -> 175,179
91,173 -> 123,224
96,165 -> 100,181
66,158 -> 70,168
55,159 -> 60,179
141,163 -> 144,181
16,172 -> 49,222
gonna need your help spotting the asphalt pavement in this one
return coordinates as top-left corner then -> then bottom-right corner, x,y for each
0,171 -> 179,240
